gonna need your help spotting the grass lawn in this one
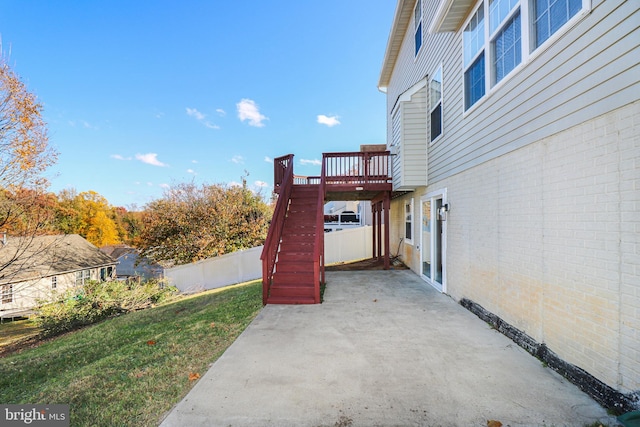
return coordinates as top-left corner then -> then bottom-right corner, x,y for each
0,280 -> 263,427
0,318 -> 41,350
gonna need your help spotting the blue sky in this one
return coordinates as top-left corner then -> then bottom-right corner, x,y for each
0,1 -> 395,208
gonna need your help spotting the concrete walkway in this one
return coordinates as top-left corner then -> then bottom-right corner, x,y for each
160,270 -> 616,427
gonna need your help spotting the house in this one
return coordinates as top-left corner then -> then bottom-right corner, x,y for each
0,234 -> 117,318
100,244 -> 164,281
377,0 -> 638,412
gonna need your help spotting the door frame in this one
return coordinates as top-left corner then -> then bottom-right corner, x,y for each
420,189 -> 447,293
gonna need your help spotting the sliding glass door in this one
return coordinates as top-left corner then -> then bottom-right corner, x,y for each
421,191 -> 446,292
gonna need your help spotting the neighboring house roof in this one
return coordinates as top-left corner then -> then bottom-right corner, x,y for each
0,234 -> 117,285
100,244 -> 136,260
99,244 -> 164,280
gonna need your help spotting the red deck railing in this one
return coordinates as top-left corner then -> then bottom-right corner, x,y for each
323,151 -> 391,185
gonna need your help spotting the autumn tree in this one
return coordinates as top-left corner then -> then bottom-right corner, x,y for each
112,205 -> 145,244
136,181 -> 272,266
0,54 -> 58,277
55,190 -> 123,247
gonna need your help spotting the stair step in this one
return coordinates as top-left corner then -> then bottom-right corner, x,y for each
279,246 -> 315,254
267,295 -> 317,305
269,285 -> 315,298
277,253 -> 314,262
273,271 -> 315,285
276,261 -> 315,272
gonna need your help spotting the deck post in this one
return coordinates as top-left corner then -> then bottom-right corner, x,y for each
376,202 -> 383,260
372,202 -> 378,260
383,193 -> 390,270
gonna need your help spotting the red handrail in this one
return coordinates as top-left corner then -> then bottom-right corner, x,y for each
273,154 -> 293,194
313,158 -> 327,302
261,154 -> 294,304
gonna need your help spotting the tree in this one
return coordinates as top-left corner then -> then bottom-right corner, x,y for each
0,57 -> 56,190
0,54 -> 57,278
136,181 -> 272,266
55,190 -> 122,247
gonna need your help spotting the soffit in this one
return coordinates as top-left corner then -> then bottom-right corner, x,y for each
378,0 -> 415,91
430,0 -> 475,33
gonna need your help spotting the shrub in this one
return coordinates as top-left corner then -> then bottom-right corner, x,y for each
35,279 -> 177,337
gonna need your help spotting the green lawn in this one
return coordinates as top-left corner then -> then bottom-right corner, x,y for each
0,318 -> 41,350
0,280 -> 263,427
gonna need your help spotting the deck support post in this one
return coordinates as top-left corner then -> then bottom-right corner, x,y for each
383,192 -> 390,270
370,192 -> 391,270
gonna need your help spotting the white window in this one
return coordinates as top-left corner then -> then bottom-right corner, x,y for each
405,199 -> 414,244
532,0 -> 583,48
463,5 -> 485,110
490,0 -> 521,85
430,66 -> 443,142
75,270 -> 90,286
414,0 -> 423,56
1,284 -> 12,304
463,0 -> 587,110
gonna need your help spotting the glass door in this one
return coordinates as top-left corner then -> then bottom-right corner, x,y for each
421,191 -> 446,292
421,200 -> 432,280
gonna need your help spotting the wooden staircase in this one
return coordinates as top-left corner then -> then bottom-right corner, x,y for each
261,151 -> 392,305
266,185 -> 321,304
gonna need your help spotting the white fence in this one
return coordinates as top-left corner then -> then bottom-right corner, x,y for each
165,226 -> 377,293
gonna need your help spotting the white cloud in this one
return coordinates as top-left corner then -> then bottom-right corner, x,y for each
135,153 -> 168,167
187,107 -> 220,129
159,183 -> 170,189
231,155 -> 244,164
300,158 -> 322,166
264,156 -> 273,163
237,99 -> 268,127
228,181 -> 242,187
187,168 -> 196,174
254,180 -> 268,188
186,107 -> 205,121
216,108 -> 226,116
111,154 -> 132,160
317,114 -> 341,127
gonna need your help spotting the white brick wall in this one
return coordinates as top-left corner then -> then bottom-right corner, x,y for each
397,101 -> 639,394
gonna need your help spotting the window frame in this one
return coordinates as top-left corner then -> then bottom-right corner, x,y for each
414,0 -> 423,57
463,4 -> 486,111
462,0 -> 590,112
405,198 -> 414,245
429,65 -> 444,143
1,284 -> 13,304
75,269 -> 91,286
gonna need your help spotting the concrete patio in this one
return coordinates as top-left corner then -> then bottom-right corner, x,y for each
160,270 -> 616,426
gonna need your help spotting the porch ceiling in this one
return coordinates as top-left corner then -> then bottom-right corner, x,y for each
325,183 -> 393,202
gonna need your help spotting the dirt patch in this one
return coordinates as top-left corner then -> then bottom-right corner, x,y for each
325,257 -> 408,271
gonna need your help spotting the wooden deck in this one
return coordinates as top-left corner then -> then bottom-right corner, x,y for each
262,151 -> 393,305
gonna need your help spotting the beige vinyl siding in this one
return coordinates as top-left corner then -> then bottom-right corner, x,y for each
385,1 -> 457,155
386,0 -> 639,184
431,0 -> 638,182
392,86 -> 428,190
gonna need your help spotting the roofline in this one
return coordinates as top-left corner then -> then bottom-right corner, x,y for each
0,261 -> 118,285
378,0 -> 415,92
